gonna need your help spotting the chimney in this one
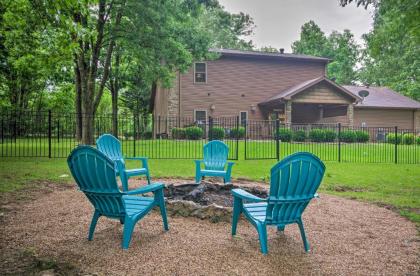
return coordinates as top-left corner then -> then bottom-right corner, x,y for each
279,48 -> 284,54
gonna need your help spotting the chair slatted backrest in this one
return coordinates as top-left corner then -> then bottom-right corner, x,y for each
96,134 -> 124,162
203,140 -> 228,170
265,152 -> 325,225
67,146 -> 125,218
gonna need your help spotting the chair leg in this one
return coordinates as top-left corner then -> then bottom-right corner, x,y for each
297,218 -> 310,252
195,172 -> 201,184
224,172 -> 232,184
256,223 -> 268,255
231,197 -> 242,235
157,190 -> 169,231
146,172 -> 151,184
122,217 -> 135,250
88,210 -> 101,241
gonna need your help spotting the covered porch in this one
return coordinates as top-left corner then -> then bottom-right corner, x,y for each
258,77 -> 360,126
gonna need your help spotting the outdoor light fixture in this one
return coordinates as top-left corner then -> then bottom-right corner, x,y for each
250,105 -> 256,112
210,104 -> 216,111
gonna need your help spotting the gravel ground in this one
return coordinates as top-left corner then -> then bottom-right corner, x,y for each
0,178 -> 419,275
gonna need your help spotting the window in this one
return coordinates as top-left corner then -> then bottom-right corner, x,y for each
194,110 -> 207,125
240,111 -> 248,127
194,62 -> 206,83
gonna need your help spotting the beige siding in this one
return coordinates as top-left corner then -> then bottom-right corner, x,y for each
178,56 -> 326,119
292,83 -> 353,104
354,108 -> 415,129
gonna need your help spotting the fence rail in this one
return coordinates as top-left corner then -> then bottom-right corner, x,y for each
0,110 -> 419,163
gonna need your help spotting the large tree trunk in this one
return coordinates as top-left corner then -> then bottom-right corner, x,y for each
74,62 -> 83,141
110,47 -> 120,137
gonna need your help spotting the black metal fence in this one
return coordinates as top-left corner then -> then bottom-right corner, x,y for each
1,110 -> 419,163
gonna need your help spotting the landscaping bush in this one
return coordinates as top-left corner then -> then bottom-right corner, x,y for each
171,127 -> 186,139
292,130 -> 306,142
324,129 -> 337,142
209,126 -> 225,140
230,127 -> 246,139
416,136 -> 420,145
274,128 -> 292,142
355,130 -> 370,143
386,133 -> 402,144
185,126 -> 203,140
308,129 -> 325,142
141,131 -> 152,139
339,130 -> 356,143
402,133 -> 415,145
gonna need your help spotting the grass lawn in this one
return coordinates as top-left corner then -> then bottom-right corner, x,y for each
1,156 -> 419,225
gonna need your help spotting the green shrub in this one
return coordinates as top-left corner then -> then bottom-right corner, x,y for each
185,126 -> 203,140
339,130 -> 356,143
324,129 -> 337,142
171,127 -> 186,139
355,130 -> 370,143
292,130 -> 306,142
141,131 -> 152,139
386,133 -> 402,144
274,128 -> 292,142
416,136 -> 420,145
402,133 -> 415,145
308,129 -> 325,142
209,126 -> 225,140
230,127 -> 246,139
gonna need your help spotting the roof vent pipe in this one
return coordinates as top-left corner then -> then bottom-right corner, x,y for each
279,48 -> 284,54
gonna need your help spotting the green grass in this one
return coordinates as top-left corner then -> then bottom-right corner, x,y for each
1,156 -> 419,225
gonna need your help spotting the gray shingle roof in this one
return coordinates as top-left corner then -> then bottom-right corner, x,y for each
343,86 -> 420,109
209,48 -> 331,63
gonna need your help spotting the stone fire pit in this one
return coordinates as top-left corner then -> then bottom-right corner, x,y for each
163,180 -> 268,223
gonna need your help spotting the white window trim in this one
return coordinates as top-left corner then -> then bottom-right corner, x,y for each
194,109 -> 208,123
193,62 -> 207,84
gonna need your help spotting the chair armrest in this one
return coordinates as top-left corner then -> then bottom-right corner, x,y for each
194,160 -> 203,168
231,188 -> 266,203
227,161 -> 235,167
125,183 -> 164,195
125,157 -> 149,170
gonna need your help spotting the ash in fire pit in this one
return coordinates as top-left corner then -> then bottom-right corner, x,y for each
163,180 -> 268,223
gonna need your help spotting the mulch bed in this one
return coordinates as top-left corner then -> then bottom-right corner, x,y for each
0,178 -> 418,275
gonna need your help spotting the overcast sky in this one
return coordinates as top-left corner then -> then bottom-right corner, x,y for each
218,0 -> 374,52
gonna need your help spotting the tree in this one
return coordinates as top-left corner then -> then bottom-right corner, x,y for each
357,0 -> 420,100
292,21 -> 359,85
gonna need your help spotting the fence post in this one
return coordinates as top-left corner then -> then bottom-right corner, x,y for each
235,116 -> 239,160
338,123 -> 341,162
394,126 -> 398,164
48,110 -> 52,158
208,116 -> 214,141
57,119 -> 60,144
133,113 -> 136,157
275,119 -> 280,161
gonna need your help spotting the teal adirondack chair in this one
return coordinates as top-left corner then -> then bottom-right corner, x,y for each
67,145 -> 168,249
96,134 -> 150,191
195,140 -> 234,184
231,152 -> 325,254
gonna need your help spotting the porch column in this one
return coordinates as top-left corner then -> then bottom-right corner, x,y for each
347,104 -> 354,127
285,101 -> 292,125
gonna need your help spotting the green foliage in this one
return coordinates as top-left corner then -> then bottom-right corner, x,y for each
275,128 -> 292,142
309,129 -> 326,142
209,126 -> 225,140
185,126 -> 203,140
339,130 -> 357,143
324,129 -> 337,142
416,136 -> 420,145
402,133 -> 415,145
292,130 -> 307,142
141,131 -> 152,140
230,127 -> 246,139
171,128 -> 186,139
386,133 -> 402,144
355,130 -> 370,143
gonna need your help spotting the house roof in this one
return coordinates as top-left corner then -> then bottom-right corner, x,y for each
343,85 -> 420,110
209,48 -> 331,63
259,77 -> 360,106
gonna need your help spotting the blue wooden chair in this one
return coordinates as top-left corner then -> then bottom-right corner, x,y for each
96,134 -> 150,191
231,152 -> 325,254
67,145 -> 168,250
195,140 -> 234,184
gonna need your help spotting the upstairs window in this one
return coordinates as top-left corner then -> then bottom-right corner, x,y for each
194,62 -> 207,83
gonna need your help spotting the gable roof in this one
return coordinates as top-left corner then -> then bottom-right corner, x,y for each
259,77 -> 360,106
209,48 -> 331,63
343,86 -> 420,110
